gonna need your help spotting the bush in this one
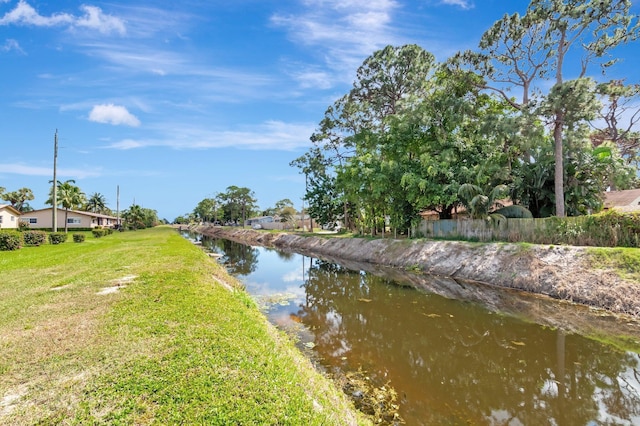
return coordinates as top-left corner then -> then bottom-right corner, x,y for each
18,221 -> 30,231
92,228 -> 106,238
23,230 -> 47,246
0,232 -> 22,251
73,233 -> 86,243
48,232 -> 68,245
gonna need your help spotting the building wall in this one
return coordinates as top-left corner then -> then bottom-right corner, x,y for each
20,209 -> 96,229
0,207 -> 19,229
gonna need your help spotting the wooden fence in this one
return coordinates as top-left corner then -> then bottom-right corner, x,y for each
415,218 -> 554,242
414,216 -> 640,247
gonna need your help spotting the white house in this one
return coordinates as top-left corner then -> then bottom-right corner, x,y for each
0,204 -> 21,229
20,207 -> 119,230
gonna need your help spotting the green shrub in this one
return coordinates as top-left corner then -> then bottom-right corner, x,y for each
494,205 -> 534,219
23,230 -> 47,246
92,228 -> 106,238
18,221 -> 30,231
0,232 -> 22,250
73,233 -> 86,243
48,232 -> 68,245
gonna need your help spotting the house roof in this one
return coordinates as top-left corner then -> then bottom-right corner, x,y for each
603,189 -> 640,210
0,204 -> 21,216
21,207 -> 118,220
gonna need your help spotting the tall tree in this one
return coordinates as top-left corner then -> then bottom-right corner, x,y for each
399,68 -> 512,221
294,44 -> 437,231
457,0 -> 640,217
193,197 -> 220,224
219,186 -> 257,227
85,192 -> 108,214
122,204 -> 145,230
2,187 -> 34,212
592,80 -> 640,171
47,180 -> 86,233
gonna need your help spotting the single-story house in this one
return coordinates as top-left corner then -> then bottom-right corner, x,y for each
603,189 -> 640,213
0,204 -> 21,229
19,207 -> 119,230
245,216 -> 275,226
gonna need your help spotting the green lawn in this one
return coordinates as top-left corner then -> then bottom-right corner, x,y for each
0,227 -> 367,425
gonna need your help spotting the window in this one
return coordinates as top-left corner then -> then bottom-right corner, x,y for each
25,218 -> 37,224
0,216 -> 3,224
67,217 -> 82,224
10,216 -> 14,221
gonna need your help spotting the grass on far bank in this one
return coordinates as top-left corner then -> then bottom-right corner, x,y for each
0,226 -> 367,425
588,247 -> 640,283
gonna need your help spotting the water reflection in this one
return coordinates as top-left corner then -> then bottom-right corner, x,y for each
191,233 -> 640,425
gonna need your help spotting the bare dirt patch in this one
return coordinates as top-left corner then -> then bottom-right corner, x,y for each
97,275 -> 138,295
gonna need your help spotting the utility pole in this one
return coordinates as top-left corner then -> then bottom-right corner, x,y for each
52,130 -> 58,232
116,185 -> 120,229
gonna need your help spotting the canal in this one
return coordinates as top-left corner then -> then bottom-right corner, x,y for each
189,232 -> 640,425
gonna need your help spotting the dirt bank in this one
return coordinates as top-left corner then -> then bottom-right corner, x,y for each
196,226 -> 639,320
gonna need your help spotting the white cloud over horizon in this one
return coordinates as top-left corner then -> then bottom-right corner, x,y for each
89,104 -> 141,127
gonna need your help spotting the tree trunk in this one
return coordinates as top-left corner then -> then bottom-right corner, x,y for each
554,28 -> 567,218
553,114 -> 566,218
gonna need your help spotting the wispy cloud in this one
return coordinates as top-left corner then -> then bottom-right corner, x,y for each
0,163 -> 102,179
0,1 -> 126,35
1,38 -> 23,53
89,104 -> 141,127
271,0 -> 402,84
104,120 -> 316,151
440,0 -> 474,9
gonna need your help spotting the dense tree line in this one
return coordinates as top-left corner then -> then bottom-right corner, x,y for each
184,186 -> 299,227
292,0 -> 640,236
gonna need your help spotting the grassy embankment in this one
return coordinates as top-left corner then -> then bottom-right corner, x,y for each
0,226 -> 367,425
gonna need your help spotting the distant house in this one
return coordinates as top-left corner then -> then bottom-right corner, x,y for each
603,189 -> 640,213
19,207 -> 119,230
245,216 -> 275,227
0,204 -> 21,229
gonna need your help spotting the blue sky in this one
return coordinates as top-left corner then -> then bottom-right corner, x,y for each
1,0 -> 638,221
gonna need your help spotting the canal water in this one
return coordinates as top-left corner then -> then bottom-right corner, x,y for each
189,233 -> 640,425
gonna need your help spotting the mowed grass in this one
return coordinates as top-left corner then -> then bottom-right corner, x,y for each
0,227 -> 366,425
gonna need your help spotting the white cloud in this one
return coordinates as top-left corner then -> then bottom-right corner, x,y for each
0,1 -> 74,27
2,38 -> 24,54
440,0 -> 474,9
271,0 -> 401,83
0,1 -> 126,35
106,139 -> 145,150
89,104 -> 141,127
75,5 -> 126,35
293,69 -> 334,89
0,163 -> 101,178
104,120 -> 316,151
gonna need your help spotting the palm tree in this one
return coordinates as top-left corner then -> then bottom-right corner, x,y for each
458,183 -> 509,220
1,187 -> 34,212
122,204 -> 145,230
85,192 -> 107,213
47,180 -> 86,232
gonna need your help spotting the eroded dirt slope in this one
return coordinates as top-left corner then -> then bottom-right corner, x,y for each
196,227 -> 639,318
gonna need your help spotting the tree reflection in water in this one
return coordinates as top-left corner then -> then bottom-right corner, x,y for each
188,234 -> 640,425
